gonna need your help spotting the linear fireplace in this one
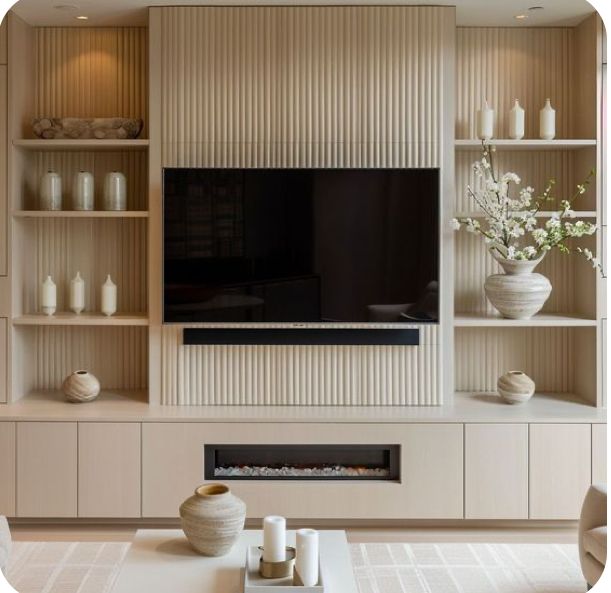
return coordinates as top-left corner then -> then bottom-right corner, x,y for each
204,444 -> 400,481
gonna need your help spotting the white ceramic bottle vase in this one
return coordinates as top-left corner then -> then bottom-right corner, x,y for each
41,275 -> 57,316
539,98 -> 556,140
40,170 -> 62,211
103,171 -> 127,211
508,99 -> 525,140
69,271 -> 86,314
72,171 -> 94,210
101,275 -> 117,316
476,100 -> 494,140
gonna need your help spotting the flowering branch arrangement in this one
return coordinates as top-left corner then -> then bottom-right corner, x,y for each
451,143 -> 600,268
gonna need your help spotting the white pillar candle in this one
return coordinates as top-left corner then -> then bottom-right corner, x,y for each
41,275 -> 56,316
73,171 -> 94,211
476,100 -> 494,140
40,171 -> 62,211
262,515 -> 286,563
508,99 -> 525,140
539,98 -> 556,140
101,275 -> 117,316
70,271 -> 85,314
296,528 -> 319,587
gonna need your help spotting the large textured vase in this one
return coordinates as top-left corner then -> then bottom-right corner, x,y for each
484,252 -> 551,319
180,483 -> 246,557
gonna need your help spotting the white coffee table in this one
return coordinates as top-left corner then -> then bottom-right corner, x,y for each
112,529 -> 358,593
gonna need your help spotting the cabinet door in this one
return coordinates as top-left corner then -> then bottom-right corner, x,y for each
0,65 -> 5,277
0,318 -> 6,403
592,424 -> 607,485
465,424 -> 528,519
17,422 -> 77,517
78,423 -> 141,518
0,422 -> 15,516
529,424 -> 591,520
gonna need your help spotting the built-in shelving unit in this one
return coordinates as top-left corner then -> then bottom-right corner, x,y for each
12,313 -> 149,326
13,139 -> 149,151
454,17 -> 605,408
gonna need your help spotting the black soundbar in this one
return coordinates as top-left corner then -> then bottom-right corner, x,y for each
183,327 -> 420,346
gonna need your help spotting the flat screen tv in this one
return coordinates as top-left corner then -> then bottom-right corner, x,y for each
163,168 -> 439,324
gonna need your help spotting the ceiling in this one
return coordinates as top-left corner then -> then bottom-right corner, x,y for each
8,0 -> 598,27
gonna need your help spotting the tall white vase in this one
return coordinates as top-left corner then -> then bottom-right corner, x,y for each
476,100 -> 494,140
484,252 -> 552,319
101,275 -> 117,316
103,171 -> 127,211
72,171 -> 94,210
40,171 -> 62,211
539,98 -> 556,140
41,275 -> 57,316
70,271 -> 86,314
508,99 -> 525,140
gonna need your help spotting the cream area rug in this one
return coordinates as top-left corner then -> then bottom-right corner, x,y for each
6,541 -> 585,593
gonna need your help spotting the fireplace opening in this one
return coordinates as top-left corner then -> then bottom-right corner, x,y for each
204,444 -> 400,481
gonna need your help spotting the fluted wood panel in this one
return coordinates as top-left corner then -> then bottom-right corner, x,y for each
162,325 -> 439,406
157,6 -> 452,405
22,150 -> 148,210
456,28 -> 574,140
455,328 -> 574,393
31,326 -> 147,391
35,28 -> 148,133
22,218 -> 147,314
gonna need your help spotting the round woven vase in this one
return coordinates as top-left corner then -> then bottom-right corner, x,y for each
62,370 -> 101,403
484,252 -> 552,320
497,371 -> 535,405
180,483 -> 246,557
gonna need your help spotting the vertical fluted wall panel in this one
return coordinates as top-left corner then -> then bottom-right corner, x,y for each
33,326 -> 147,391
158,6 -> 451,405
456,28 -> 573,139
455,327 -> 574,393
35,28 -> 148,132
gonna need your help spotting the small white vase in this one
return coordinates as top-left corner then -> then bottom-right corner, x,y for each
41,275 -> 57,316
101,275 -> 117,316
476,99 -> 494,140
103,171 -> 127,211
40,171 -> 62,211
69,271 -> 85,314
72,171 -> 94,210
484,252 -> 552,319
508,99 -> 525,140
497,370 -> 535,404
62,370 -> 101,403
539,98 -> 556,140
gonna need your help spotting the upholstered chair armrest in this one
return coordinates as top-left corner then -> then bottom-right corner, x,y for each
579,485 -> 607,566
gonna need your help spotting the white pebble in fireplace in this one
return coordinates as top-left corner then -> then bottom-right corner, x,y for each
214,465 -> 391,478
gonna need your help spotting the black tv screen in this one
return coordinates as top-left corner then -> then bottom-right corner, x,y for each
163,168 -> 439,324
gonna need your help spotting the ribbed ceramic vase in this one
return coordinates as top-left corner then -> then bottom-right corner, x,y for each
484,252 -> 551,319
180,483 -> 246,557
497,370 -> 535,404
62,370 -> 101,403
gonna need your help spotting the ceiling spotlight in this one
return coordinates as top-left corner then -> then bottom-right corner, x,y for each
75,15 -> 89,20
528,6 -> 545,10
54,4 -> 79,10
514,14 -> 528,20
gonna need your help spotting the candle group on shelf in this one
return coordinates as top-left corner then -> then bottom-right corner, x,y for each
40,273 -> 117,317
39,170 -> 127,211
261,515 -> 319,587
475,98 -> 556,140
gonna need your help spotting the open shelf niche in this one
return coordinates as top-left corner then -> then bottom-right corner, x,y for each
453,17 -> 604,407
7,16 -> 150,403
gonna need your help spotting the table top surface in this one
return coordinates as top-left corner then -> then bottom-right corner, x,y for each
111,529 -> 358,593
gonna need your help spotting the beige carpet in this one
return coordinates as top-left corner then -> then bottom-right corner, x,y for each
6,541 -> 586,593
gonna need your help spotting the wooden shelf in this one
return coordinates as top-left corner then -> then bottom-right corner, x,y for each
13,313 -> 149,326
13,210 -> 149,218
455,139 -> 597,151
453,211 -> 597,219
454,313 -> 598,327
13,139 -> 149,151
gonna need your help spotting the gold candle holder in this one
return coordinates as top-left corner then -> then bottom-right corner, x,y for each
258,546 -> 296,578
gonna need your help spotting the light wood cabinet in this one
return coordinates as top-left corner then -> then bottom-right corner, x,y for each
143,422 -> 463,519
78,423 -> 141,518
465,424 -> 528,519
17,422 -> 77,517
0,64 -> 5,278
0,422 -> 15,515
529,424 -> 591,520
592,424 -> 607,485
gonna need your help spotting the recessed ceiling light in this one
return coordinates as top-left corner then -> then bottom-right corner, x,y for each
528,6 -> 545,10
514,14 -> 528,20
54,4 -> 79,10
75,15 -> 89,20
